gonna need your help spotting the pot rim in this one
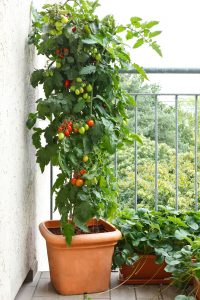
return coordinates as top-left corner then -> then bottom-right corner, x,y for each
39,218 -> 121,248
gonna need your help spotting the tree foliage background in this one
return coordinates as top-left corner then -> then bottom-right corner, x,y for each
117,74 -> 200,210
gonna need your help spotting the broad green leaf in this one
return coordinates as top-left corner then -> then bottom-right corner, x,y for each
133,63 -> 148,80
143,21 -> 159,29
30,69 -> 44,87
79,65 -> 96,75
82,38 -> 97,44
116,25 -> 126,33
126,30 -> 134,40
149,30 -> 162,38
32,128 -> 43,149
62,222 -> 74,246
73,100 -> 86,113
26,113 -> 37,129
175,296 -> 195,300
130,17 -> 142,25
151,42 -> 162,57
133,38 -> 144,49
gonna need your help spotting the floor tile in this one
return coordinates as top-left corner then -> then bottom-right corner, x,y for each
33,278 -> 58,297
135,285 -> 162,299
110,271 -> 119,289
33,298 -> 59,300
86,290 -> 110,298
111,285 -> 136,300
15,285 -> 36,300
24,272 -> 41,287
161,285 -> 183,300
41,271 -> 51,279
58,295 -> 83,299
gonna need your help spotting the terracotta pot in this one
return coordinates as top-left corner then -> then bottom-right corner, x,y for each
193,277 -> 200,299
119,255 -> 172,285
39,218 -> 121,295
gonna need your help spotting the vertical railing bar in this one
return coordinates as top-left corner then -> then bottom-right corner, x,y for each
134,95 -> 138,210
50,163 -> 53,220
175,95 -> 179,210
194,95 -> 198,211
114,151 -> 118,178
155,95 -> 158,211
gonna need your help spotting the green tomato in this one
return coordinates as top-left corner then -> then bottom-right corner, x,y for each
84,124 -> 89,131
70,85 -> 76,92
55,21 -> 62,31
86,84 -> 92,92
58,132 -> 65,140
56,62 -> 61,68
84,24 -> 91,34
49,29 -> 57,35
82,83 -> 86,88
76,77 -> 82,83
95,53 -> 101,61
93,48 -> 98,54
83,155 -> 89,162
83,93 -> 88,100
79,127 -> 85,134
79,87 -> 84,94
75,89 -> 80,95
78,97 -> 83,101
61,16 -> 69,24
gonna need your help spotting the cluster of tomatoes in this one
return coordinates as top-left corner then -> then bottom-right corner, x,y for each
84,46 -> 101,62
71,169 -> 87,187
55,47 -> 70,59
64,77 -> 93,102
58,119 -> 95,140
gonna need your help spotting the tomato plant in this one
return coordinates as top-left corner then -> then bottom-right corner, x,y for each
27,0 -> 161,245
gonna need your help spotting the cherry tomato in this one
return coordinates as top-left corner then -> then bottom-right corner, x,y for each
64,80 -> 71,88
80,169 -> 87,175
68,125 -> 72,132
58,132 -> 65,140
64,130 -> 70,137
87,120 -> 95,127
71,178 -> 77,185
84,124 -> 89,131
76,179 -> 84,187
57,126 -> 63,133
55,49 -> 61,55
72,26 -> 77,33
63,48 -> 69,55
86,84 -> 92,92
83,155 -> 89,162
74,128 -> 79,133
79,127 -> 85,134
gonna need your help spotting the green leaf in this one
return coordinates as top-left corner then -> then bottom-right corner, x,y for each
130,17 -> 142,25
116,25 -> 126,33
32,128 -> 43,149
73,100 -> 86,113
175,229 -> 190,240
133,38 -> 144,49
79,65 -> 96,75
144,21 -> 159,29
53,71 -> 63,88
149,31 -> 162,38
52,173 -> 66,194
26,113 -> 37,129
62,222 -> 75,246
30,69 -> 44,88
74,202 -> 95,223
82,38 -> 97,44
133,63 -> 148,80
126,30 -> 134,40
43,78 -> 54,97
175,296 -> 195,300
151,42 -> 162,57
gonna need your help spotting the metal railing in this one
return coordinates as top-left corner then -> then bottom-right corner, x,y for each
50,69 -> 200,219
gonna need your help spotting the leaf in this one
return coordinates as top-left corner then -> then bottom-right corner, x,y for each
36,147 -> 51,173
43,78 -> 54,97
53,71 -> 63,88
82,38 -> 97,44
175,296 -> 195,300
73,100 -> 86,113
30,69 -> 44,88
126,30 -> 134,40
52,173 -> 66,194
130,17 -> 142,25
149,30 -> 162,38
151,42 -> 162,57
58,152 -> 71,175
175,229 -> 190,240
133,63 -> 148,80
142,21 -> 159,29
32,128 -> 43,149
116,25 -> 126,33
79,65 -> 96,75
26,113 -> 37,129
74,202 -> 95,223
62,222 -> 74,246
133,38 -> 144,49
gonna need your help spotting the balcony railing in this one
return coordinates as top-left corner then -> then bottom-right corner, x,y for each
50,69 -> 200,219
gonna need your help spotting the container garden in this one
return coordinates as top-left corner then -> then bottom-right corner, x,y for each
119,255 -> 171,285
193,277 -> 200,300
40,218 -> 121,295
27,0 -> 161,295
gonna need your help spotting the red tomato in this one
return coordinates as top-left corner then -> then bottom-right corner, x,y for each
72,26 -> 77,33
87,120 -> 95,127
63,48 -> 69,55
76,179 -> 84,187
74,128 -> 79,133
80,169 -> 87,175
64,80 -> 71,88
71,178 -> 77,185
55,49 -> 61,55
64,130 -> 70,137
57,126 -> 63,133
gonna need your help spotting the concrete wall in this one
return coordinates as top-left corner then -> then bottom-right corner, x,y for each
0,1 -> 38,299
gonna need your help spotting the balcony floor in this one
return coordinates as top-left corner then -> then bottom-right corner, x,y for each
15,271 -> 189,300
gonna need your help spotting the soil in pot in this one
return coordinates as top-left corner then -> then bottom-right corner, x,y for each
119,255 -> 172,285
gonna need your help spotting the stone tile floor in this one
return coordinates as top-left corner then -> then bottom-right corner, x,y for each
15,271 -> 194,300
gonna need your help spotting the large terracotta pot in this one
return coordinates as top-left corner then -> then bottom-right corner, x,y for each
193,277 -> 200,299
119,255 -> 171,285
39,218 -> 121,295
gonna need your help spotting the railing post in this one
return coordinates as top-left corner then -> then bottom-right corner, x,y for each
194,95 -> 198,211
134,96 -> 138,210
175,95 -> 179,210
154,95 -> 158,211
50,162 -> 53,220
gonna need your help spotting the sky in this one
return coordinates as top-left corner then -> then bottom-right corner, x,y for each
96,0 -> 200,93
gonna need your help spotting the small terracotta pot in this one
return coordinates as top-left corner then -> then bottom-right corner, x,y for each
39,218 -> 121,295
193,277 -> 200,299
119,255 -> 172,285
